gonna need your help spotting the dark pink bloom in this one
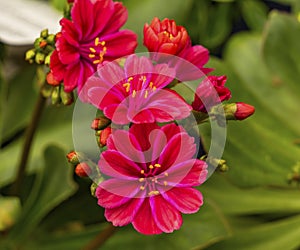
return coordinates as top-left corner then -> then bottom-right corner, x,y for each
192,75 -> 232,112
50,0 -> 137,92
96,123 -> 207,234
143,17 -> 212,77
86,55 -> 192,124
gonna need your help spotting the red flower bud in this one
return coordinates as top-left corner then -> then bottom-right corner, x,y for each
235,102 -> 255,120
46,72 -> 61,86
143,17 -> 190,55
75,162 -> 91,177
39,40 -> 47,48
66,151 -> 79,165
91,117 -> 111,130
99,127 -> 112,147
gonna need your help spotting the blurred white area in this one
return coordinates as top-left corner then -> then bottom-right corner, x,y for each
0,0 -> 61,45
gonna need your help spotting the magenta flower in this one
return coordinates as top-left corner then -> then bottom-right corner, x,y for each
96,123 -> 207,234
49,0 -> 137,92
192,75 -> 232,112
86,55 -> 192,124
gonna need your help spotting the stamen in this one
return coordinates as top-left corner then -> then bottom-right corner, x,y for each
123,83 -> 131,92
140,186 -> 145,190
149,165 -> 154,169
164,172 -> 169,177
89,47 -> 96,53
154,163 -> 161,168
149,82 -> 154,88
132,90 -> 136,97
93,60 -> 101,64
89,54 -> 95,58
140,169 -> 145,174
95,37 -> 100,46
128,77 -> 133,82
152,86 -> 157,91
100,41 -> 106,46
164,181 -> 168,186
144,90 -> 148,98
139,178 -> 145,182
148,190 -> 159,196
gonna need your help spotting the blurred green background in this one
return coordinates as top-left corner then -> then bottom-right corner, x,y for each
1,0 -> 300,249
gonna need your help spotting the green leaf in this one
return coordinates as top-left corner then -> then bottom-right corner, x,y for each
6,145 -> 77,246
201,214 -> 300,250
0,196 -> 21,231
240,0 -> 268,31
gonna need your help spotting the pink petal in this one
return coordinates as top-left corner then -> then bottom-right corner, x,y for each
97,178 -> 140,205
162,187 -> 203,213
124,55 -> 153,79
104,103 -> 130,124
101,2 -> 128,34
99,150 -> 141,178
150,195 -> 182,233
151,63 -> 175,88
102,30 -> 137,58
132,198 -> 163,235
60,18 -> 80,47
104,197 -> 144,226
57,37 -> 80,65
50,50 -> 65,82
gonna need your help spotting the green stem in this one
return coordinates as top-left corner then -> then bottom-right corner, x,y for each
82,224 -> 117,250
11,93 -> 46,196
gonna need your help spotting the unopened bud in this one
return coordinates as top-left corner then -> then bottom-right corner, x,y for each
66,151 -> 80,165
60,89 -> 74,106
99,127 -> 112,147
34,37 -> 43,50
39,40 -> 47,49
40,29 -> 49,38
25,49 -> 36,62
51,86 -> 61,105
75,162 -> 91,177
91,117 -> 111,130
35,52 -> 45,64
224,102 -> 255,121
45,54 -> 51,66
40,83 -> 53,98
46,72 -> 61,86
90,182 -> 98,197
46,34 -> 56,45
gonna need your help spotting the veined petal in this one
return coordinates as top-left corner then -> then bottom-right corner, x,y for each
57,37 -> 80,65
60,18 -> 80,47
105,197 -> 144,226
132,198 -> 163,235
162,187 -> 203,213
150,195 -> 182,233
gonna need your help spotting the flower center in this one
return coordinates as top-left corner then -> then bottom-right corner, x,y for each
88,37 -> 107,64
162,30 -> 173,39
139,163 -> 169,196
122,75 -> 157,98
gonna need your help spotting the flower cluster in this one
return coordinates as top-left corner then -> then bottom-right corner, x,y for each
27,0 -> 255,235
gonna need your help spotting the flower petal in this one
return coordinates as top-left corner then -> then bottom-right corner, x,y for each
150,195 -> 182,233
162,187 -> 203,213
104,197 -> 144,226
132,198 -> 163,235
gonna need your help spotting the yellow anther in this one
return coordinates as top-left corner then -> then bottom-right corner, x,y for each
89,47 -> 96,53
148,190 -> 159,196
149,165 -> 154,169
140,169 -> 145,174
89,54 -> 95,58
152,86 -> 157,91
164,181 -> 168,186
154,163 -> 161,168
132,90 -> 136,97
100,41 -> 106,46
103,47 -> 107,52
95,37 -> 100,46
144,90 -> 148,98
149,82 -> 154,88
139,178 -> 145,182
123,83 -> 131,92
128,77 -> 133,82
164,172 -> 168,177
93,59 -> 101,64
140,186 -> 145,190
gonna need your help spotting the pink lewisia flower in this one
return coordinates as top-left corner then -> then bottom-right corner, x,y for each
50,0 -> 137,92
192,75 -> 231,112
96,123 -> 208,234
86,55 -> 192,124
143,17 -> 213,77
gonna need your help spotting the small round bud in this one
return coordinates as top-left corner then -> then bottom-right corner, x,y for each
235,102 -> 255,120
91,117 -> 111,130
39,40 -> 47,49
99,127 -> 112,147
46,34 -> 56,45
51,86 -> 61,105
25,49 -> 36,62
46,72 -> 61,86
35,52 -> 45,64
40,29 -> 49,38
66,151 -> 80,165
75,162 -> 91,177
60,89 -> 74,106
